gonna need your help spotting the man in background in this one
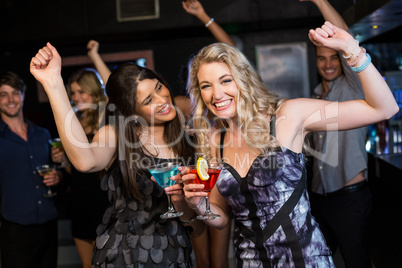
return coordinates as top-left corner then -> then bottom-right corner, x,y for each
0,71 -> 61,268
301,1 -> 372,267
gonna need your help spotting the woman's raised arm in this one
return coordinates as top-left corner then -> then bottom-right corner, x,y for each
285,22 -> 398,133
30,42 -> 116,172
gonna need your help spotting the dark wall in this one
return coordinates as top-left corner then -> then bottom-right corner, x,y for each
0,0 -> 375,135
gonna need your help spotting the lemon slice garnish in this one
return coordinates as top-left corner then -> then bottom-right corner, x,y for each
196,157 -> 209,181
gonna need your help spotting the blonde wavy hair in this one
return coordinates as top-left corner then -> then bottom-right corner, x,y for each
186,43 -> 286,160
67,68 -> 106,134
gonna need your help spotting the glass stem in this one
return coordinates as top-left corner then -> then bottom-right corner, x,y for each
167,194 -> 175,212
205,196 -> 211,213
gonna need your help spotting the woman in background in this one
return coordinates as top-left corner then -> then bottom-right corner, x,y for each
51,68 -> 110,268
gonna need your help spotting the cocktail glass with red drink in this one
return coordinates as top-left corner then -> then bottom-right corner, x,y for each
190,160 -> 222,220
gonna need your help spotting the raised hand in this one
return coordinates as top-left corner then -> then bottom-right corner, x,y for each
182,0 -> 205,17
30,42 -> 62,88
87,40 -> 100,59
86,39 -> 111,85
308,21 -> 355,55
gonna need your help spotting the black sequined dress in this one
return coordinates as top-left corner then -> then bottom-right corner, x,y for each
66,133 -> 110,240
68,165 -> 110,240
92,157 -> 192,267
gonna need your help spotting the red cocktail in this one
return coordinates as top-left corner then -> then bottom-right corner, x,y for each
189,161 -> 222,220
190,168 -> 221,193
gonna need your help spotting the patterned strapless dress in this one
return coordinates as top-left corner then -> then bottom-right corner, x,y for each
217,148 -> 335,268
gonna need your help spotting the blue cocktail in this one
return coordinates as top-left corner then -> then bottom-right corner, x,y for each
148,162 -> 183,219
150,165 -> 179,188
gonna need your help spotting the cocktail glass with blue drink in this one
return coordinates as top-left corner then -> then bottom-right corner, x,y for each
148,161 -> 184,219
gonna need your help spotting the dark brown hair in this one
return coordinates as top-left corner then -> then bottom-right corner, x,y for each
0,72 -> 27,93
105,63 -> 194,201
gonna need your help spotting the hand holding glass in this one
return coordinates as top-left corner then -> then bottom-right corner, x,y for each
36,164 -> 57,197
190,163 -> 222,220
147,162 -> 184,219
48,138 -> 65,168
48,138 -> 63,149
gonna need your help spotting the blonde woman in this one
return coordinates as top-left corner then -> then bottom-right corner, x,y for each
181,0 -> 236,266
180,22 -> 398,266
53,68 -> 110,268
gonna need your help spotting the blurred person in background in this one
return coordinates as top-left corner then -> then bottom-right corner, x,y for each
0,71 -> 61,268
51,66 -> 110,268
301,1 -> 372,267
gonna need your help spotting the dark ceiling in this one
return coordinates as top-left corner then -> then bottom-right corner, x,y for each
2,0 -> 401,54
1,0 -> 401,134
346,0 -> 402,42
1,0 -> 401,81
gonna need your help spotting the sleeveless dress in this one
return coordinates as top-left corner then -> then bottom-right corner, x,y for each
68,165 -> 110,240
92,157 -> 192,267
216,129 -> 335,268
66,133 -> 110,240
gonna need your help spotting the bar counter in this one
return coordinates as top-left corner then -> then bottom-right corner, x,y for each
376,153 -> 402,171
367,152 -> 402,267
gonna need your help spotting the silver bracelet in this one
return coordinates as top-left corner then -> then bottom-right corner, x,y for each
205,18 -> 214,28
342,39 -> 359,59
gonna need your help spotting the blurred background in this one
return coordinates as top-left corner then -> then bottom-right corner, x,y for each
1,0 -> 402,267
1,0 -> 401,136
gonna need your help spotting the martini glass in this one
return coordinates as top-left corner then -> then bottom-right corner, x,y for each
148,161 -> 184,219
189,163 -> 222,220
48,138 -> 66,168
48,138 -> 63,149
36,164 -> 57,197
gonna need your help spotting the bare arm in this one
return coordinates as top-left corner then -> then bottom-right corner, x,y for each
182,0 -> 236,46
30,43 -> 116,173
300,0 -> 348,30
276,22 -> 398,151
307,22 -> 397,127
87,40 -> 112,85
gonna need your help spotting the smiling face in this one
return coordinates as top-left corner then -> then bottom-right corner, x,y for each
135,78 -> 176,125
69,81 -> 95,111
0,84 -> 24,119
197,62 -> 238,120
316,46 -> 343,83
